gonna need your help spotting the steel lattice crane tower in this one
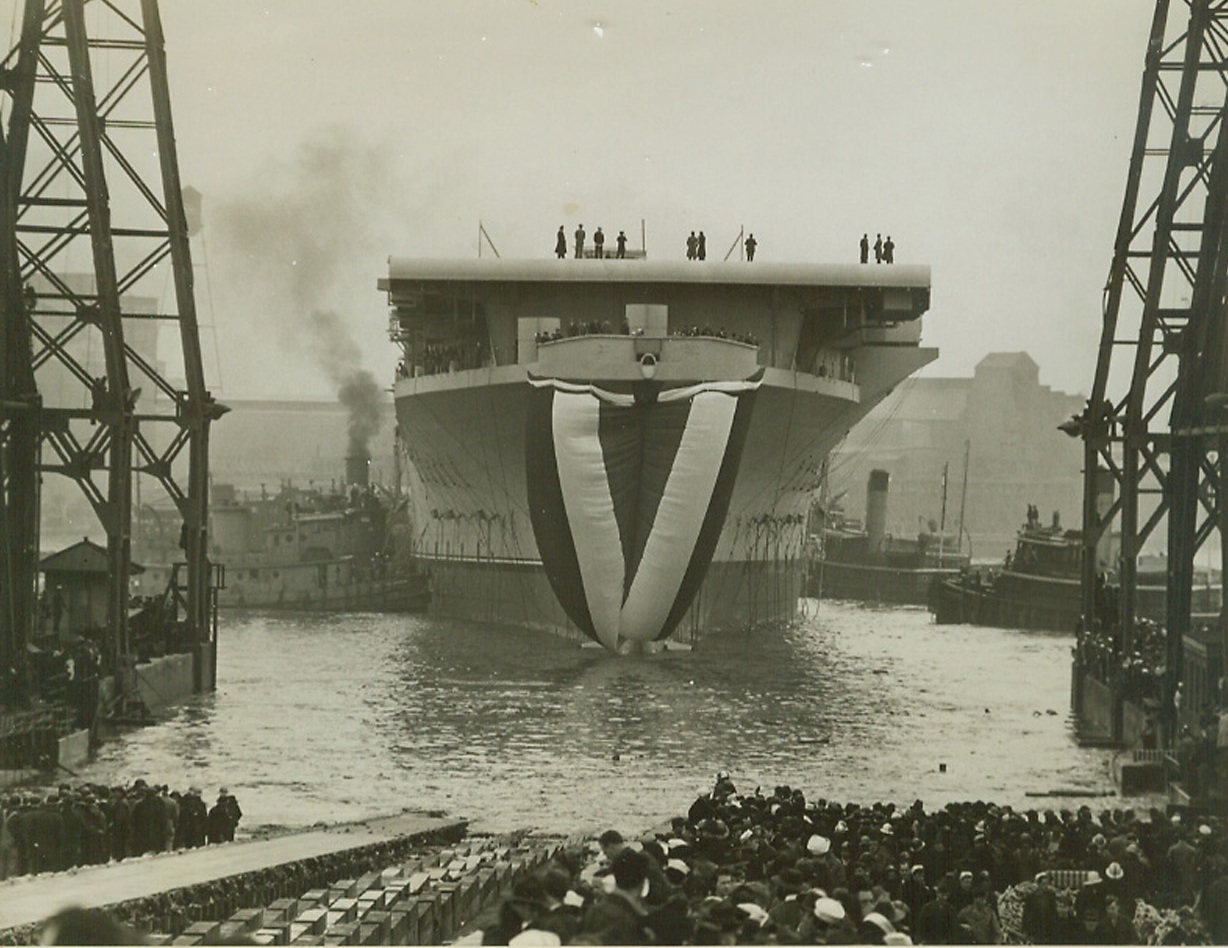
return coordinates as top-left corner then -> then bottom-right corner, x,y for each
0,0 -> 221,702
1079,0 -> 1228,740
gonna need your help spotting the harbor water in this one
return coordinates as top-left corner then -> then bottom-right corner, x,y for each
76,600 -> 1118,838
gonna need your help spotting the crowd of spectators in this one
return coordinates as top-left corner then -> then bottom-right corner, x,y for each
533,321 -> 761,348
398,340 -> 490,378
467,774 -> 1226,945
1073,617 -> 1167,705
0,781 -> 241,880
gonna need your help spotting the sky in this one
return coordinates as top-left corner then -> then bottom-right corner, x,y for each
10,1 -> 1158,399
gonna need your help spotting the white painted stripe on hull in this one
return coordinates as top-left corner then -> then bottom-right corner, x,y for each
551,391 -> 624,651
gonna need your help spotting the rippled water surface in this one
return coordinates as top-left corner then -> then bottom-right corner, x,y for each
78,601 -> 1115,837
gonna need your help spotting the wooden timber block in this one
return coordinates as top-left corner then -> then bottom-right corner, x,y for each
476,867 -> 497,905
229,907 -> 266,932
294,908 -> 328,935
252,928 -> 288,947
361,911 -> 390,944
354,870 -> 382,892
387,908 -> 412,945
266,899 -> 301,924
381,882 -> 408,911
170,936 -> 202,946
356,895 -> 380,916
358,922 -> 383,946
435,884 -> 458,941
178,921 -> 220,944
216,922 -> 248,945
330,898 -> 359,923
412,894 -> 439,946
405,871 -> 430,895
300,890 -> 329,906
322,921 -> 359,946
290,936 -> 324,946
144,936 -> 173,947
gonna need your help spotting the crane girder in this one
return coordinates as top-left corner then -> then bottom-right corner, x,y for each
1081,0 -> 1228,741
0,0 -> 218,703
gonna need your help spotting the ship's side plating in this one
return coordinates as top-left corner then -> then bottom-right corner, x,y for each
383,260 -> 934,645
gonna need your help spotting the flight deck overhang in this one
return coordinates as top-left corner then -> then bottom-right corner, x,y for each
383,257 -> 928,292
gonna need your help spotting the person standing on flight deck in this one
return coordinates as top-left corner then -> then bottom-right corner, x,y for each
860,233 -> 870,264
555,226 -> 567,259
686,231 -> 698,260
574,224 -> 586,258
745,233 -> 757,261
874,233 -> 883,264
883,235 -> 895,264
616,230 -> 627,258
593,226 -> 605,258
697,231 -> 707,261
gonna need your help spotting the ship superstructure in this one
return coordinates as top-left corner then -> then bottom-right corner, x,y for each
381,257 -> 933,650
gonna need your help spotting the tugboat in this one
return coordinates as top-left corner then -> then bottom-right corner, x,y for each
134,461 -> 429,614
927,507 -> 1220,631
808,469 -> 968,605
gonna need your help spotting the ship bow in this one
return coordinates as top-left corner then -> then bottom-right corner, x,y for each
526,374 -> 761,650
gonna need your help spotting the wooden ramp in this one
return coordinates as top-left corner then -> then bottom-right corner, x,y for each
0,813 -> 463,935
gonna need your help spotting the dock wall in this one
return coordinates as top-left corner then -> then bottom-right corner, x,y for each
1074,671 -> 1147,747
97,652 -> 197,717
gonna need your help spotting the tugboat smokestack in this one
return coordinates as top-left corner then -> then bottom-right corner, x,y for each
866,469 -> 889,556
346,454 -> 370,488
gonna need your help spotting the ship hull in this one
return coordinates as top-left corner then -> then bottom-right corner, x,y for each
396,362 -> 924,644
809,560 -> 963,607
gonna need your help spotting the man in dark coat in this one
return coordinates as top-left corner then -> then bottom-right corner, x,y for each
131,784 -> 166,854
208,789 -> 241,844
179,787 -> 209,848
24,796 -> 63,874
860,233 -> 869,264
914,880 -> 961,945
554,226 -> 567,259
579,848 -> 651,944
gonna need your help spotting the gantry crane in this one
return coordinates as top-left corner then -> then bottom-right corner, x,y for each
0,0 -> 220,707
1078,0 -> 1228,742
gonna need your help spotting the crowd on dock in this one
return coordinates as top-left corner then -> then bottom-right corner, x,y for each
471,775 -> 1226,945
1073,617 -> 1168,706
0,781 -> 241,880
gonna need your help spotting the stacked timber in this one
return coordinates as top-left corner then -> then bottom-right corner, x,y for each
146,835 -> 561,946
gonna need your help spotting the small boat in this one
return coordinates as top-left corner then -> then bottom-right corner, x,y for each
808,468 -> 969,606
927,508 -> 1220,631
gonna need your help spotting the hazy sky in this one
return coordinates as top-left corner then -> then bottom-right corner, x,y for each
21,1 -> 1159,398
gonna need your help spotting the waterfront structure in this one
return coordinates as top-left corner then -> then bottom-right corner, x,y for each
383,258 -> 933,650
831,352 -> 1085,561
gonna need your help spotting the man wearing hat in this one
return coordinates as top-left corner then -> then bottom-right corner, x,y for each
766,867 -> 810,932
901,864 -> 931,921
578,848 -> 651,945
805,896 -> 857,944
914,879 -> 960,945
179,787 -> 208,848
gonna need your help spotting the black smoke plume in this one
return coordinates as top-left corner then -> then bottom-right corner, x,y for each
209,129 -> 400,461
